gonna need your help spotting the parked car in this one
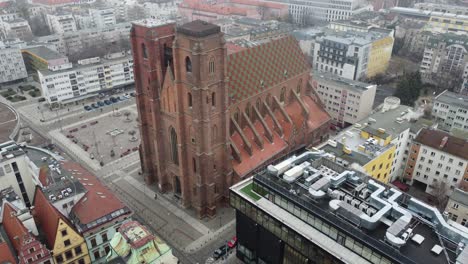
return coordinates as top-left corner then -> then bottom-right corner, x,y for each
123,93 -> 131,99
130,92 -> 136,97
91,103 -> 99,108
84,105 -> 92,111
97,101 -> 105,107
118,96 -> 125,101
213,245 -> 228,260
104,99 -> 112,105
227,236 -> 237,248
110,97 -> 118,103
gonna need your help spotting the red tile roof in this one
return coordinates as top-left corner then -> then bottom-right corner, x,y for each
0,240 -> 15,264
2,203 -> 29,254
119,221 -> 154,249
64,162 -> 128,225
226,43 -> 247,55
414,128 -> 468,160
230,0 -> 287,9
227,36 -> 309,103
38,167 -> 49,187
32,188 -> 66,249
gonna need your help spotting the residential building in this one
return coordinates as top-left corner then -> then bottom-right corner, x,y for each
0,234 -> 16,264
22,46 -> 71,78
292,27 -> 325,61
445,188 -> 468,226
415,3 -> 468,15
2,203 -> 53,264
0,11 -> 20,22
0,41 -> 27,83
66,162 -> 132,264
403,128 -> 468,195
0,141 -> 41,207
46,13 -> 77,34
319,97 -> 421,183
107,220 -> 178,263
230,152 -> 468,264
432,90 -> 468,132
312,71 -> 376,128
313,28 -> 394,80
0,19 -> 33,40
425,13 -> 468,34
32,34 -> 66,54
419,33 -> 468,91
33,188 -> 91,264
89,8 -> 116,28
37,51 -> 134,105
284,0 -> 372,24
132,19 -> 330,217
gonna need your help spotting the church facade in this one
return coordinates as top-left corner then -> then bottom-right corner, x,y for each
131,20 -> 331,217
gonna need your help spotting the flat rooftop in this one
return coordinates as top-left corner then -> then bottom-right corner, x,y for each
435,90 -> 468,109
231,154 -> 468,264
22,46 -> 66,61
313,70 -> 376,93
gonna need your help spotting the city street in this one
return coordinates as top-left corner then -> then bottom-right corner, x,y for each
2,93 -> 237,264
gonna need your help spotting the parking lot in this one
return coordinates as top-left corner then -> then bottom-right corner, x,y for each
83,92 -> 135,112
60,104 -> 140,165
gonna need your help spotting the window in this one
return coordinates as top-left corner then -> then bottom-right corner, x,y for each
280,87 -> 285,103
78,259 -> 85,264
211,92 -> 215,107
462,218 -> 467,226
105,246 -> 111,254
193,158 -> 197,173
93,250 -> 100,259
449,158 -> 454,164
29,248 -> 35,253
91,238 -> 97,247
64,239 -> 71,247
170,127 -> 179,165
75,246 -> 82,255
65,250 -> 73,260
55,255 -> 63,263
101,232 -> 108,242
61,229 -> 68,237
44,261 -> 51,264
208,57 -> 215,74
188,92 -> 192,107
459,162 -> 464,167
453,203 -> 459,209
185,56 -> 192,72
141,43 -> 147,59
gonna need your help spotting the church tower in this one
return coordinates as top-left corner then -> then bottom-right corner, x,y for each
172,21 -> 232,217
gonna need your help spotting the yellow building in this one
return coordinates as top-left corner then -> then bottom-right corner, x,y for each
33,188 -> 91,264
426,14 -> 468,33
367,36 -> 394,78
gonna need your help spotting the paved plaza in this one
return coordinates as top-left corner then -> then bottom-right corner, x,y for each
0,102 -> 18,142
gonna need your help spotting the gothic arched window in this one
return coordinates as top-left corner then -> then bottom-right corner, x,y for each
141,43 -> 147,59
280,87 -> 286,103
188,92 -> 192,107
170,127 -> 179,165
209,57 -> 215,74
297,79 -> 302,94
185,56 -> 192,73
211,92 -> 216,107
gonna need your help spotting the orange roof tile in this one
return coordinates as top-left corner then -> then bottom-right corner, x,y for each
226,43 -> 247,55
0,241 -> 16,264
2,204 -> 29,254
63,162 -> 128,226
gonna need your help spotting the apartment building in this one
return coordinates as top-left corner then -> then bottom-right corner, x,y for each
89,8 -> 116,28
445,188 -> 468,226
415,3 -> 468,15
285,0 -> 371,24
0,19 -> 33,40
46,13 -> 77,34
404,128 -> 468,195
33,34 -> 66,54
0,41 -> 27,84
432,90 -> 468,132
425,13 -> 468,34
420,33 -> 468,92
22,46 -> 71,82
230,152 -> 468,264
319,97 -> 421,183
313,29 -> 393,80
0,11 -> 20,22
312,71 -> 376,127
37,51 -> 134,104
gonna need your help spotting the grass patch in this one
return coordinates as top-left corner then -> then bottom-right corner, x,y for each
19,85 -> 36,91
28,89 -> 41,97
1,89 -> 16,98
6,95 -> 27,102
241,183 -> 261,201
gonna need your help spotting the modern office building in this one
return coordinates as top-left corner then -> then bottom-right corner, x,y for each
37,51 -> 134,105
132,19 -> 331,217
432,90 -> 468,132
318,97 -> 421,183
230,152 -> 468,264
46,13 -> 77,34
0,40 -> 27,84
89,8 -> 116,28
312,71 -> 376,128
404,128 -> 468,195
445,188 -> 468,225
313,29 -> 394,80
0,18 -> 33,40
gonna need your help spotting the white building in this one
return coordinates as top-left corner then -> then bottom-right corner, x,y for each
285,0 -> 371,24
33,34 -> 66,54
312,71 -> 376,127
37,51 -> 134,104
46,13 -> 77,34
432,90 -> 468,132
0,19 -> 33,40
404,128 -> 468,195
0,12 -> 20,22
0,41 -> 27,84
90,8 -> 117,28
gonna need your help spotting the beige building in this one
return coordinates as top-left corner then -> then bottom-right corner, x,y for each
445,188 -> 468,226
312,71 -> 376,128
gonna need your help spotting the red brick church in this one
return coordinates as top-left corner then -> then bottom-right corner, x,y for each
131,20 -> 330,217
